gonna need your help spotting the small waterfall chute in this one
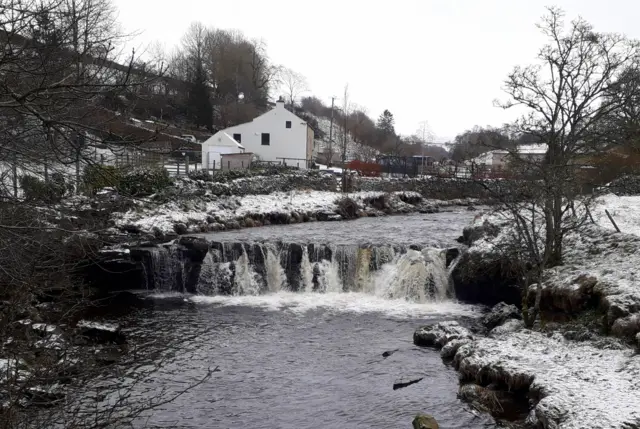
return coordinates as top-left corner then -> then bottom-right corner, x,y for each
264,244 -> 287,293
233,246 -> 261,296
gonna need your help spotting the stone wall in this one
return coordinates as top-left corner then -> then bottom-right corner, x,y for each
353,177 -> 490,200
165,172 -> 338,199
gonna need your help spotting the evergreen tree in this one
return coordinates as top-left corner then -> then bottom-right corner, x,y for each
187,62 -> 213,130
377,109 -> 395,137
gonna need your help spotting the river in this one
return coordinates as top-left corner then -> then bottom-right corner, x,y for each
123,208 -> 496,428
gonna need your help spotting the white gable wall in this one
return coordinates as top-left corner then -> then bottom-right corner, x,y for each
202,131 -> 245,169
205,101 -> 311,169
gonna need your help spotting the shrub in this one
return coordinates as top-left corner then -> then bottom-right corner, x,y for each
335,196 -> 360,219
20,175 -> 67,203
362,194 -> 388,210
187,170 -> 211,182
118,167 -> 172,197
83,164 -> 122,194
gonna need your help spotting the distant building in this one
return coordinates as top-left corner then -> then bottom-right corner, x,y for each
201,98 -> 315,169
469,144 -> 548,169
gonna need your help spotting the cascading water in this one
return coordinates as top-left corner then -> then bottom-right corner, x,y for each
143,240 -> 460,303
145,247 -> 182,292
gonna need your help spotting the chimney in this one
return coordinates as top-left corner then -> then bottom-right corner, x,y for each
276,96 -> 285,109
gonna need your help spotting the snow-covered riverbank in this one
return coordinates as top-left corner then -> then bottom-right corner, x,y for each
426,195 -> 640,428
112,188 -> 476,238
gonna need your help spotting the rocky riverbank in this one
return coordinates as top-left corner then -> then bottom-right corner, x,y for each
420,207 -> 640,428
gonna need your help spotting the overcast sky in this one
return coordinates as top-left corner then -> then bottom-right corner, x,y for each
112,0 -> 640,141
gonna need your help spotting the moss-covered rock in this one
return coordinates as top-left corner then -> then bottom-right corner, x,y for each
412,413 -> 439,429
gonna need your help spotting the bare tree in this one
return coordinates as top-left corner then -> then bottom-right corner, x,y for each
277,67 -> 309,111
495,6 -> 640,266
477,7 -> 640,326
0,2 -> 209,427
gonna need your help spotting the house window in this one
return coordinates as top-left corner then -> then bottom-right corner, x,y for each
285,121 -> 291,129
233,133 -> 241,143
261,133 -> 270,145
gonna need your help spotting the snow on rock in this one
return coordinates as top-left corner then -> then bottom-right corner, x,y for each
440,338 -> 470,359
413,321 -> 473,349
489,319 -> 524,337
482,302 -> 521,331
76,320 -> 126,345
453,329 -> 640,429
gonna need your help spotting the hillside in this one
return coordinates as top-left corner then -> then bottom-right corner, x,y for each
309,115 -> 379,164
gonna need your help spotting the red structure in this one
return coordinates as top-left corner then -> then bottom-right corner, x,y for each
347,160 -> 382,177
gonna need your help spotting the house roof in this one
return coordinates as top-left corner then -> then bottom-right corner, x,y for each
221,101 -> 307,132
517,143 -> 548,154
203,131 -> 245,150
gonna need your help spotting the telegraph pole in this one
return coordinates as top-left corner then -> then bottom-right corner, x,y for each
418,120 -> 430,176
328,96 -> 335,166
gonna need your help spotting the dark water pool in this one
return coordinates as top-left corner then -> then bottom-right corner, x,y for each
125,296 -> 494,429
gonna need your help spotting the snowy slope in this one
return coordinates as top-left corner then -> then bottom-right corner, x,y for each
311,115 -> 379,162
593,193 -> 640,237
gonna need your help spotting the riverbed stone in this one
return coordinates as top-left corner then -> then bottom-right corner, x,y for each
440,338 -> 470,359
75,320 -> 126,345
412,413 -> 439,429
173,222 -> 188,235
413,321 -> 473,349
382,349 -> 399,358
458,384 -> 504,414
393,375 -> 424,390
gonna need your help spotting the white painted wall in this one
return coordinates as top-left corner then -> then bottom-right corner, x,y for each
204,101 -> 313,169
201,131 -> 245,169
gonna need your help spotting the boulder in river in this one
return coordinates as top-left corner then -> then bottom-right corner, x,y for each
393,375 -> 424,390
412,413 -> 439,429
413,321 -> 472,349
76,320 -> 126,345
445,248 -> 460,267
482,302 -> 521,331
382,349 -> 399,358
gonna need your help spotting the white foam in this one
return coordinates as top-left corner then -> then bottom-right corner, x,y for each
186,291 -> 481,319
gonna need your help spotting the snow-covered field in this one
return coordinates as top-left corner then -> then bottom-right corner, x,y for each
456,195 -> 640,428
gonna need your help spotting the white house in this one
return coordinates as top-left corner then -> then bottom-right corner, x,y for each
201,99 -> 315,169
468,144 -> 548,168
200,131 -> 245,170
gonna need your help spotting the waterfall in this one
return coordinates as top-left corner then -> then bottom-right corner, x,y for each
144,240 -> 461,303
146,247 -> 182,292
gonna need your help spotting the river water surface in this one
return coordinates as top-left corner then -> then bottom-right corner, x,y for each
125,208 -> 495,429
